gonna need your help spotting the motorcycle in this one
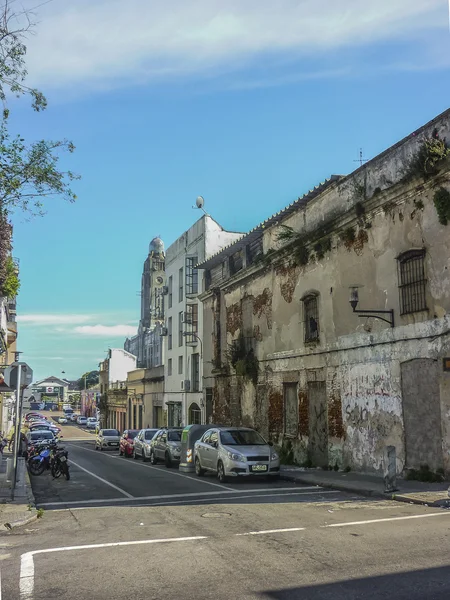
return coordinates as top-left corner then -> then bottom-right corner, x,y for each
28,446 -> 52,476
51,448 -> 70,480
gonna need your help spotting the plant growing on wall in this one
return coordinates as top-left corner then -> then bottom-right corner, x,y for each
227,332 -> 259,385
405,134 -> 450,180
433,187 -> 450,225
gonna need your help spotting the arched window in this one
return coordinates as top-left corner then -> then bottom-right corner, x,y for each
397,250 -> 427,314
303,294 -> 319,342
189,403 -> 202,425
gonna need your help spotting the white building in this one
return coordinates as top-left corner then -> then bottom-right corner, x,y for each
99,348 -> 137,392
163,215 -> 244,426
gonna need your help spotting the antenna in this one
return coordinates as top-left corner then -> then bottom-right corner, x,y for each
354,148 -> 368,167
192,195 -> 208,216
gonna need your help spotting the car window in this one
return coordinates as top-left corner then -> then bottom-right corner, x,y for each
145,430 -> 157,440
128,431 -> 138,439
160,432 -> 167,442
209,431 -> 218,446
201,431 -> 211,443
220,429 -> 267,446
102,429 -> 119,436
168,431 -> 181,442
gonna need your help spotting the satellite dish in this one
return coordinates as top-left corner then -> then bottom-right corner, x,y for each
196,196 -> 205,209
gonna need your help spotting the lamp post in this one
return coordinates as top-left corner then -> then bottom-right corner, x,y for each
349,287 -> 395,327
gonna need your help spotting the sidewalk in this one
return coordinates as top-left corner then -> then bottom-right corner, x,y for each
280,466 -> 450,508
0,453 -> 38,532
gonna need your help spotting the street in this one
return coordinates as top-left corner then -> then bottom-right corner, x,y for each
1,421 -> 450,599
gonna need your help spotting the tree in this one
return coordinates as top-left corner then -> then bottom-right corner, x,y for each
78,370 -> 99,390
0,0 -> 79,217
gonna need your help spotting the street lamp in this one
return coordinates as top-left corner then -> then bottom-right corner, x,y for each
182,331 -> 203,357
349,287 -> 395,327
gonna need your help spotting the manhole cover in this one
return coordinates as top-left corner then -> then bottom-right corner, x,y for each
201,512 -> 232,519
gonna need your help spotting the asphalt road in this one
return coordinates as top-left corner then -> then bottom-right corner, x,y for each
1,421 -> 450,599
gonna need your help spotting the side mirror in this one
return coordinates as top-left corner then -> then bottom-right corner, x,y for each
211,440 -> 218,448
268,441 -> 273,447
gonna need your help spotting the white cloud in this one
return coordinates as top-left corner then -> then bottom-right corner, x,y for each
17,314 -> 94,325
74,325 -> 137,337
21,0 -> 445,91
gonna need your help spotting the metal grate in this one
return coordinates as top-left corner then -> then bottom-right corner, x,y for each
304,295 -> 319,342
398,250 -> 427,315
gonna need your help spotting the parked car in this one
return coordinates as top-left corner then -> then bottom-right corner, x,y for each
70,413 -> 79,422
77,416 -> 88,426
86,417 -> 98,429
119,430 -> 139,457
96,429 -> 121,451
26,430 -> 55,445
58,416 -> 68,424
194,427 -> 280,483
133,429 -> 159,461
149,428 -> 183,467
28,422 -> 61,435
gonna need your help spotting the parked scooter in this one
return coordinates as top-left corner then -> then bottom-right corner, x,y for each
28,446 -> 53,476
51,448 -> 70,480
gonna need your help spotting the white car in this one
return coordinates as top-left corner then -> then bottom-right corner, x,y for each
86,417 -> 98,429
58,416 -> 68,424
77,416 -> 88,426
70,414 -> 79,422
96,429 -> 121,451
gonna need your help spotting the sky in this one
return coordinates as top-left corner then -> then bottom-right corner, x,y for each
7,0 -> 450,382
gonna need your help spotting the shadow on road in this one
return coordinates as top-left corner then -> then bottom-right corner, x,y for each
262,566 -> 450,599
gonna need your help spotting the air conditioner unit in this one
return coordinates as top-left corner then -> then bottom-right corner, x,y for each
183,311 -> 192,324
160,327 -> 168,336
184,380 -> 191,392
162,286 -> 169,295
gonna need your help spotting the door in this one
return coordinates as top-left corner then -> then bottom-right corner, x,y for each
135,432 -> 143,456
308,381 -> 328,468
208,430 -> 219,470
401,359 -> 443,472
157,432 -> 167,459
197,431 -> 211,467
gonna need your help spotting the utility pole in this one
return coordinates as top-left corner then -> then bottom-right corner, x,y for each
11,351 -> 22,496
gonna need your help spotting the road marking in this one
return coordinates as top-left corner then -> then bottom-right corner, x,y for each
0,565 -> 2,600
45,489 -> 337,509
236,527 -> 305,536
322,512 -> 450,528
69,459 -> 133,499
20,536 -> 207,600
37,486 -> 325,507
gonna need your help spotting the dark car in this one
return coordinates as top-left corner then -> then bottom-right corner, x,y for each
119,430 -> 139,457
149,428 -> 183,468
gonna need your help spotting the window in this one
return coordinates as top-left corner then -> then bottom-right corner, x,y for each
229,249 -> 243,275
201,431 -> 211,444
178,311 -> 184,346
168,358 -> 172,376
179,267 -> 184,302
192,353 -> 200,392
168,276 -> 173,309
303,294 -> 319,342
246,237 -> 263,266
284,382 -> 298,436
398,250 -> 427,314
209,430 -> 218,446
184,303 -> 199,343
178,355 -> 183,374
168,316 -> 173,350
186,256 -> 199,295
188,403 -> 202,425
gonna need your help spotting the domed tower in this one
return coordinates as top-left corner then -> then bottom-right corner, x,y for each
149,237 -> 165,256
140,237 -> 166,333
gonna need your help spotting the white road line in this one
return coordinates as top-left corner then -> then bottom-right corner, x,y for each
47,489 -> 337,510
20,536 -> 207,600
236,527 -> 305,536
68,443 -> 235,491
69,460 -> 133,499
322,512 -> 450,528
37,486 -> 325,507
0,564 -> 2,600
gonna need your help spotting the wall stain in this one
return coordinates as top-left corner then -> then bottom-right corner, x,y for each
353,228 -> 369,256
328,394 -> 345,438
298,390 -> 309,437
268,389 -> 283,435
226,302 -> 243,336
253,288 -> 273,329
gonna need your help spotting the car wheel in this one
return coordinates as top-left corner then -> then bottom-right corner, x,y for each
195,457 -> 205,476
150,451 -> 158,465
217,461 -> 228,484
100,446 -> 103,452
165,452 -> 172,468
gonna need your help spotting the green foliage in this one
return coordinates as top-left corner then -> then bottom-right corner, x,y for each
414,198 -> 424,211
0,255 -> 19,297
78,370 -> 100,390
355,202 -> 365,218
227,332 -> 259,385
0,207 -> 11,289
293,240 -> 309,266
405,135 -> 450,180
276,224 -> 295,242
433,187 -> 450,225
36,508 -> 44,519
340,226 -> 356,246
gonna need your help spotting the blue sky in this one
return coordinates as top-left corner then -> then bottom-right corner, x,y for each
8,0 -> 450,382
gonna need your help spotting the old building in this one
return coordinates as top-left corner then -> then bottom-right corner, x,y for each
124,237 -> 165,369
199,108 -> 450,476
99,348 -> 136,430
163,215 -> 244,427
126,366 -> 164,429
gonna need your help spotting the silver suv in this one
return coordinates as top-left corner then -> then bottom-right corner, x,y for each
95,428 -> 120,451
149,428 -> 183,468
194,427 -> 280,483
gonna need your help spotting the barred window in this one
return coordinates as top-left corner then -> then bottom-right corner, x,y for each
186,256 -> 198,295
303,294 -> 319,342
398,250 -> 427,315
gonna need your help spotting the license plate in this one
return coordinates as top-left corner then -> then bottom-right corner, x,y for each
251,464 -> 268,472
110,442 -> 118,446
60,456 -> 67,462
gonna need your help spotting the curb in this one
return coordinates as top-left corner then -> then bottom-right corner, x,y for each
280,472 -> 386,499
0,463 -> 39,532
392,493 -> 450,508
